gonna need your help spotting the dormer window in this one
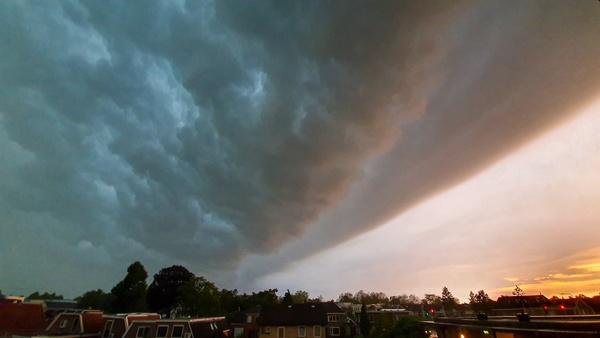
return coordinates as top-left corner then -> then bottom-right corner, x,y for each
103,320 -> 114,338
327,315 -> 339,322
156,326 -> 168,338
172,325 -> 184,338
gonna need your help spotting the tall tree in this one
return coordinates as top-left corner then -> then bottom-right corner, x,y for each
111,261 -> 148,313
282,289 -> 293,305
338,292 -> 355,303
176,276 -> 221,317
147,265 -> 195,314
441,287 -> 458,316
469,290 -> 494,314
359,303 -> 371,337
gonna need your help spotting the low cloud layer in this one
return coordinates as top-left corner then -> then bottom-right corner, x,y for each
0,1 -> 599,296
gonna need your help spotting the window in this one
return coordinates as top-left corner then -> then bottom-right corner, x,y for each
327,315 -> 339,322
103,320 -> 114,338
298,327 -> 306,338
313,326 -> 321,338
59,319 -> 68,329
328,327 -> 340,337
136,327 -> 150,338
261,327 -> 271,334
156,326 -> 168,338
277,327 -> 284,338
247,315 -> 253,323
234,328 -> 245,338
72,318 -> 80,332
172,326 -> 184,338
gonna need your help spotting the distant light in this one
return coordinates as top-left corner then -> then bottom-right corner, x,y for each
460,334 -> 465,338
483,330 -> 490,335
560,304 -> 566,311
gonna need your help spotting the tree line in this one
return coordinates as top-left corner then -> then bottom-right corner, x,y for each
18,261 -> 600,318
5,261 -> 495,317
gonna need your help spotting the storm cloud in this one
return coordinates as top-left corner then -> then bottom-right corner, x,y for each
0,1 -> 599,296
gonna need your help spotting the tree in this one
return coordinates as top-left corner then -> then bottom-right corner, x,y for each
308,295 -> 324,303
111,261 -> 148,313
27,292 -> 64,300
512,284 -> 524,296
76,289 -> 113,311
246,289 -> 279,308
176,276 -> 221,317
441,287 -> 458,316
359,303 -> 371,337
292,290 -> 309,304
469,290 -> 494,314
219,288 -> 243,313
282,290 -> 293,305
147,265 -> 194,314
338,292 -> 355,303
374,317 -> 427,338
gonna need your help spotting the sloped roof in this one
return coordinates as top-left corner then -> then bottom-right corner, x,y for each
190,318 -> 228,338
257,304 -> 327,326
496,295 -> 550,308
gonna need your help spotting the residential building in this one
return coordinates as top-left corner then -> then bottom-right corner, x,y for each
256,303 -> 355,338
122,317 -> 228,338
228,306 -> 261,338
101,314 -> 161,338
46,310 -> 105,337
0,300 -> 48,337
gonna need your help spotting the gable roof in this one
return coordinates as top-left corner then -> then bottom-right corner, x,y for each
496,295 -> 550,308
257,304 -> 327,326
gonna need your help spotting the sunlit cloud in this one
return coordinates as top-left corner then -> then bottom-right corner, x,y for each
252,98 -> 600,300
496,247 -> 600,297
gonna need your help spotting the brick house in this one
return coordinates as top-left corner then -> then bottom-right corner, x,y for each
256,303 -> 355,338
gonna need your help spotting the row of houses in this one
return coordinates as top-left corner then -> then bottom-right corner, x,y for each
0,298 -> 360,338
0,299 -> 228,338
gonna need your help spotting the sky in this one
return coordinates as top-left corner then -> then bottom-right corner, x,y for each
0,1 -> 599,301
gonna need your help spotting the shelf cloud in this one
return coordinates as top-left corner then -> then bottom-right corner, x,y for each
0,1 -> 598,296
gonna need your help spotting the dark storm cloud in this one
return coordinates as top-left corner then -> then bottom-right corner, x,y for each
237,1 -> 600,285
0,0 -> 456,294
0,1 -> 599,295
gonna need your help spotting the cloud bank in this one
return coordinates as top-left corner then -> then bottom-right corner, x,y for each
0,1 -> 599,296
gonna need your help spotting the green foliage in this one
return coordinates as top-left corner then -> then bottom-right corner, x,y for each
175,276 -> 221,317
27,291 -> 64,300
468,290 -> 495,314
147,265 -> 194,314
111,261 -> 148,313
337,291 -> 390,305
76,289 -> 113,311
370,317 -> 426,338
292,290 -> 309,304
